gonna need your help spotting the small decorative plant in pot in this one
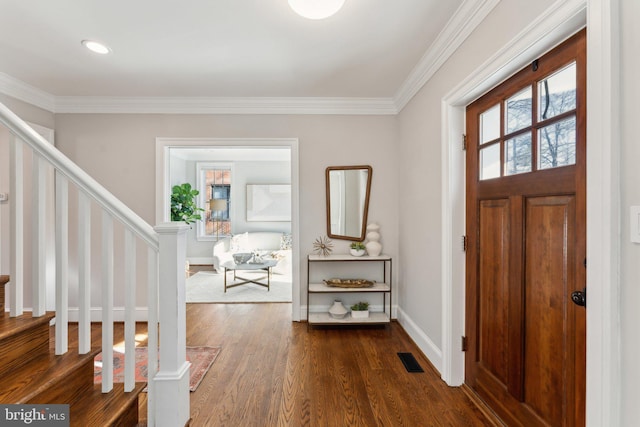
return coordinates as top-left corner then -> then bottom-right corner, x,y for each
350,301 -> 369,319
349,242 -> 366,257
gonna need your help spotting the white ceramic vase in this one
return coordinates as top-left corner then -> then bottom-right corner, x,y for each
366,223 -> 380,232
365,241 -> 382,257
329,300 -> 348,319
365,223 -> 382,256
366,231 -> 380,242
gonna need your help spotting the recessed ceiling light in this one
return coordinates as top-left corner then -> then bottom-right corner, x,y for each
81,40 -> 111,55
288,0 -> 346,20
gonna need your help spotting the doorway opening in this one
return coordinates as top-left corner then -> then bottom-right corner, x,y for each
155,138 -> 300,321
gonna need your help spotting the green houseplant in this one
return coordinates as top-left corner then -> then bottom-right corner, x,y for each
171,183 -> 204,224
350,301 -> 369,319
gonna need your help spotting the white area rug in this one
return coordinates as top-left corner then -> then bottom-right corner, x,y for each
186,271 -> 292,303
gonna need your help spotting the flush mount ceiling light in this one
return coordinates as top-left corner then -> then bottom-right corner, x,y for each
288,0 -> 346,20
81,39 -> 111,54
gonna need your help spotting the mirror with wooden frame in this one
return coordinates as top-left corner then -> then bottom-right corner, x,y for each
325,165 -> 372,241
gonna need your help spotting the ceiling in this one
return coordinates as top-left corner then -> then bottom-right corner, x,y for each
0,0 -> 482,112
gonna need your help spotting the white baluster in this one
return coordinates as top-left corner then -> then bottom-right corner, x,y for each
32,154 -> 46,316
153,223 -> 190,427
9,135 -> 23,317
78,192 -> 91,354
55,171 -> 68,354
146,247 -> 158,427
101,211 -> 114,392
124,229 -> 136,392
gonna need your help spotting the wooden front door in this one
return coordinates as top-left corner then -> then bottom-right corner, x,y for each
465,30 -> 586,427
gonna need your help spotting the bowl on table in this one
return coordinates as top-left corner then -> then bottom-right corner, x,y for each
233,252 -> 253,264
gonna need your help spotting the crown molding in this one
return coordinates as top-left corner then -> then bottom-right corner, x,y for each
53,96 -> 398,115
0,74 -> 398,113
393,0 -> 501,112
0,74 -> 398,114
0,73 -> 56,112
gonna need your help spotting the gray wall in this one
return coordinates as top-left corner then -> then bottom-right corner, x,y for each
52,113 -> 400,308
397,0 -> 557,355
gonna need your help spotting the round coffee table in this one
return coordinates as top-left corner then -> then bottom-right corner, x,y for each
220,259 -> 278,292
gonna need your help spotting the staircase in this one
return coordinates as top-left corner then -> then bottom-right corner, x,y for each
0,278 -> 144,425
0,102 -> 191,426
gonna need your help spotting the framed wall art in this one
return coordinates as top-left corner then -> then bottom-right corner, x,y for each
246,184 -> 291,222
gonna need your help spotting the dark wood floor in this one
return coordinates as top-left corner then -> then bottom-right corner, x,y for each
184,303 -> 494,427
66,265 -> 496,426
185,265 -> 494,426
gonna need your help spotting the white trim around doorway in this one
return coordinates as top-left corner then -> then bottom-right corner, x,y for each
155,137 -> 301,321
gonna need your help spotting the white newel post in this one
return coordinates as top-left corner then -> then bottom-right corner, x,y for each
153,222 -> 190,427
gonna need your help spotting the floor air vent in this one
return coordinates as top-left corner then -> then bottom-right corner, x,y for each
397,352 -> 424,373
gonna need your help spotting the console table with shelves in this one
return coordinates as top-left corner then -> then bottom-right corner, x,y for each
307,254 -> 392,326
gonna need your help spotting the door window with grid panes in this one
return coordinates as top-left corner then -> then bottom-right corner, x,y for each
479,62 -> 577,180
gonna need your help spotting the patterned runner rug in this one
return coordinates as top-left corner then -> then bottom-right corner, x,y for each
94,346 -> 221,392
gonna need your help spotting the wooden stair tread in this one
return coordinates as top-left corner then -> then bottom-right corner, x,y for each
0,294 -> 144,424
0,347 -> 100,403
0,312 -> 55,342
0,312 -> 55,376
70,383 -> 145,427
0,275 -> 9,286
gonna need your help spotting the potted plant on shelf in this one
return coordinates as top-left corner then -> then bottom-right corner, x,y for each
349,242 -> 366,257
350,301 -> 369,319
171,183 -> 204,224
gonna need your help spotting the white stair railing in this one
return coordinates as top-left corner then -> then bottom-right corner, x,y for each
0,101 -> 189,427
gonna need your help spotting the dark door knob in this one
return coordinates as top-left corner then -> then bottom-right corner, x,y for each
571,289 -> 586,307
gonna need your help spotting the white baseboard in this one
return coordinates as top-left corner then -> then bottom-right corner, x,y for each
396,306 -> 443,374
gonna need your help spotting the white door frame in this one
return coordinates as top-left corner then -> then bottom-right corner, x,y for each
155,137 -> 301,321
441,0 -> 620,425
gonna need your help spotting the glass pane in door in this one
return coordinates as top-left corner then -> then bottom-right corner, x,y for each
538,116 -> 576,170
538,62 -> 576,121
480,104 -> 500,144
480,143 -> 501,180
505,87 -> 532,134
504,132 -> 532,176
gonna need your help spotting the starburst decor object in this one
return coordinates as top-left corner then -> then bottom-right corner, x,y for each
313,236 -> 333,256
